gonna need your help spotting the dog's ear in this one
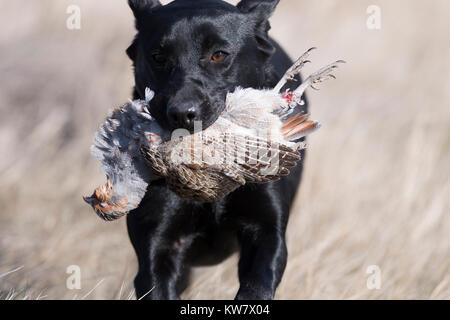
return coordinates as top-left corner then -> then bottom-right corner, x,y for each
128,0 -> 162,17
236,0 -> 279,18
236,0 -> 280,57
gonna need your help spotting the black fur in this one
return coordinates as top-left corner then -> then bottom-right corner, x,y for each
126,0 -> 307,300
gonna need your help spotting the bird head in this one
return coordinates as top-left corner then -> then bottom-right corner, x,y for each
83,179 -> 129,221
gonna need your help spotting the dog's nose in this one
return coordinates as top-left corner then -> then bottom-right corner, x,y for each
167,102 -> 200,131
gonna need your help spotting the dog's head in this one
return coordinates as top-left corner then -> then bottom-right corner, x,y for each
127,0 -> 280,132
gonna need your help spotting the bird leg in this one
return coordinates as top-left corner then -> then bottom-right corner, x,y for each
276,60 -> 344,118
273,47 -> 316,93
293,60 -> 345,99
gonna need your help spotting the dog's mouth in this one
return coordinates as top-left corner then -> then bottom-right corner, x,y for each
149,96 -> 225,134
194,100 -> 224,132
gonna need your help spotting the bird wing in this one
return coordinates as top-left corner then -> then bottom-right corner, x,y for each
141,135 -> 245,202
167,132 -> 304,184
140,130 -> 305,203
140,145 -> 168,177
163,133 -> 247,186
219,132 -> 304,183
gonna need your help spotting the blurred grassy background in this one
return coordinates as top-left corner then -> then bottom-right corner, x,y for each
0,0 -> 449,299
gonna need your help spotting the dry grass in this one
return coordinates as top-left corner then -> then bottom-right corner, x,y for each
0,0 -> 449,299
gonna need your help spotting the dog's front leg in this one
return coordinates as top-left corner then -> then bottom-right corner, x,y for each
150,214 -> 200,300
127,184 -> 192,300
126,201 -> 156,299
231,185 -> 289,300
128,210 -> 192,300
236,230 -> 287,300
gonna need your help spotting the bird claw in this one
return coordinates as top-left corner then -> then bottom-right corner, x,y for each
285,59 -> 312,81
273,47 -> 317,93
293,60 -> 344,97
309,60 -> 344,85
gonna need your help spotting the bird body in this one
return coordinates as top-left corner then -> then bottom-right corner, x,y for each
84,48 -> 343,221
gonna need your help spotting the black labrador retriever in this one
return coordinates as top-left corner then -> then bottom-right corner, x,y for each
126,0 -> 307,300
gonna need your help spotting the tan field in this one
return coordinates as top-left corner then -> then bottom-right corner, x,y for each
0,0 -> 448,299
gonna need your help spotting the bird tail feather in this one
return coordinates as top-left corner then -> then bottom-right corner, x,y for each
281,113 -> 321,141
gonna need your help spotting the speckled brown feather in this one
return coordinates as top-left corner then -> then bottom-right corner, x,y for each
140,119 -> 309,202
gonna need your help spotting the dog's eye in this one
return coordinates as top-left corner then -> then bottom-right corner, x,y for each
152,54 -> 167,64
211,51 -> 228,62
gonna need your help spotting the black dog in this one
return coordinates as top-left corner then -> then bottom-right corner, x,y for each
126,0 -> 307,300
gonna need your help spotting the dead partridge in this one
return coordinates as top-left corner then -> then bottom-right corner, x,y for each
84,48 -> 343,221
